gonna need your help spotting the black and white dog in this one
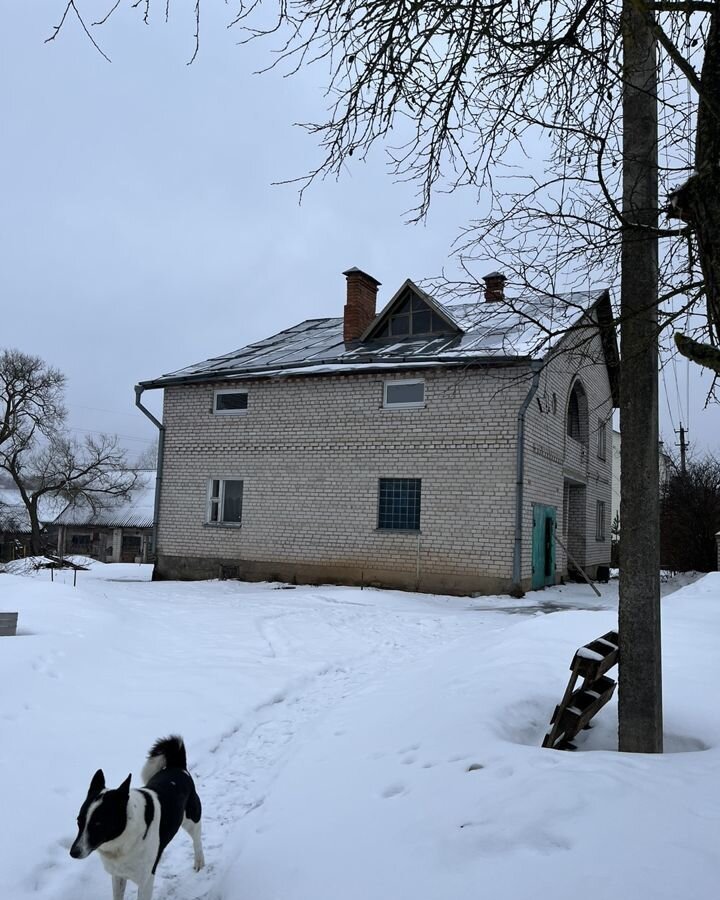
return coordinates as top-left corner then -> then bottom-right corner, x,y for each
70,736 -> 205,900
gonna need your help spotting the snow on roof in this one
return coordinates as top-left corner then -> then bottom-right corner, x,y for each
0,489 -> 68,533
53,473 -> 156,529
0,503 -> 33,535
139,284 -> 611,388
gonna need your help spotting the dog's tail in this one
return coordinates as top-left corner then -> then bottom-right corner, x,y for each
141,735 -> 188,783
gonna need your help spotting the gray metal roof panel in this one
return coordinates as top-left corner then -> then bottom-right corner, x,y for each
54,476 -> 156,529
140,289 -> 610,388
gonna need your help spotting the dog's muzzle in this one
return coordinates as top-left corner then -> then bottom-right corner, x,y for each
70,841 -> 91,859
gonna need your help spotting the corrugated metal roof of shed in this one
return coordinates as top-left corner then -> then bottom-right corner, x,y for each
54,475 -> 156,529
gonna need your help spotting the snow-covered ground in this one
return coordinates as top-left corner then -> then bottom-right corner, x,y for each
1,561 -> 718,900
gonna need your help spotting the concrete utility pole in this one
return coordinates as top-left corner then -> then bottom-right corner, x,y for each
618,0 -> 663,752
676,424 -> 689,475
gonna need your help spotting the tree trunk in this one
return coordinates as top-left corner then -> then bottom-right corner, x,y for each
618,0 -> 663,753
28,497 -> 43,556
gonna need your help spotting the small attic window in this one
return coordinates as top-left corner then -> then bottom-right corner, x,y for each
374,292 -> 449,339
214,389 -> 248,415
384,379 -> 425,408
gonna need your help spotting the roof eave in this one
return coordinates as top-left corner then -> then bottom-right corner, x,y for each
136,353 -> 536,389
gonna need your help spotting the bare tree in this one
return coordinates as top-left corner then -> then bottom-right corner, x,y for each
134,439 -> 158,470
0,349 -> 65,451
660,452 -> 720,572
1,433 -> 138,555
45,1 -> 720,375
45,0 -> 720,750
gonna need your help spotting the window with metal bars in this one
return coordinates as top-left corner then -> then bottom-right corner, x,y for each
377,478 -> 421,531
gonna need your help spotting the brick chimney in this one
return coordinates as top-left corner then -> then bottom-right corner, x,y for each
483,271 -> 507,302
343,267 -> 381,343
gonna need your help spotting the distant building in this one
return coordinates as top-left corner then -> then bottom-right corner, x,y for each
0,490 -> 64,561
137,269 -> 618,595
54,473 -> 156,563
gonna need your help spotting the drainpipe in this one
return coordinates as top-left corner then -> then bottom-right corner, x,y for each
134,385 -> 164,569
511,362 -> 543,594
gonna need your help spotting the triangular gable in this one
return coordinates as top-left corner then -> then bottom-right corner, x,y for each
361,279 -> 463,342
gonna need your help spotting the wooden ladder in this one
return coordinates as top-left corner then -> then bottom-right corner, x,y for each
542,630 -> 619,750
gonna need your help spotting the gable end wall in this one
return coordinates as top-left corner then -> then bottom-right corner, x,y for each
523,316 -> 614,583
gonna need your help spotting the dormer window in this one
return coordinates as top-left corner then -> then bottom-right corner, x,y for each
374,292 -> 449,339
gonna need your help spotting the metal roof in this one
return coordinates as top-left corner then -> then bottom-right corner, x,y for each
54,475 -> 156,529
0,504 -> 34,535
0,491 -> 69,534
139,282 -> 615,390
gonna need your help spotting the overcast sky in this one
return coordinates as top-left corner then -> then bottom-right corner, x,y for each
2,2 -> 718,459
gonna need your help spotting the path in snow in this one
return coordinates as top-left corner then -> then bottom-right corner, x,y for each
148,589 -> 515,900
4,566 -> 714,900
19,574 -> 521,900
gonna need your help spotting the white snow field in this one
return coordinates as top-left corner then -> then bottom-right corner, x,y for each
1,561 -> 718,900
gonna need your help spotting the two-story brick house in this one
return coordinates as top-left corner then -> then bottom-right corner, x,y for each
136,268 -> 618,595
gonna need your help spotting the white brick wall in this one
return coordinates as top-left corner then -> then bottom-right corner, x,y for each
523,312 -> 614,582
156,322 -> 613,593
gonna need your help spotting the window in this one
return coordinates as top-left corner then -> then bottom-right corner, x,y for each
378,478 -> 421,531
214,389 -> 248,415
597,418 -> 607,459
207,479 -> 243,525
374,292 -> 449,339
383,379 -> 425,409
596,500 -> 606,541
567,380 -> 588,445
71,534 -> 91,546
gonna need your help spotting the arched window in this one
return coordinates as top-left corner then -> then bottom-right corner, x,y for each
567,380 -> 588,445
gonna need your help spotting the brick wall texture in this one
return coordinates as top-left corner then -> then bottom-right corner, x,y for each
155,314 -> 613,594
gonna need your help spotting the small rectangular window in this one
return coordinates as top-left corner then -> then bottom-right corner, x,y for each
207,479 -> 243,525
378,478 -> 421,531
383,379 -> 425,409
214,390 -> 249,415
597,418 -> 607,459
596,500 -> 606,541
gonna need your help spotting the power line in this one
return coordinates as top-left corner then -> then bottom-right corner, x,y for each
73,403 -> 152,420
660,362 -> 676,435
671,353 -> 684,427
66,425 -> 156,444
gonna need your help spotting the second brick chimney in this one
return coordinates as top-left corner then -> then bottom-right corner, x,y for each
343,267 -> 381,343
483,271 -> 507,302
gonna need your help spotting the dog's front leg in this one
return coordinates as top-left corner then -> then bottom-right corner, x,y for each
137,873 -> 155,900
111,875 -> 127,900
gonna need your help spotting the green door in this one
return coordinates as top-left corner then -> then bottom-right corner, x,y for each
532,504 -> 557,590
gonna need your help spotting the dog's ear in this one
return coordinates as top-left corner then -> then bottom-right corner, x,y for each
88,769 -> 105,797
118,773 -> 132,796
